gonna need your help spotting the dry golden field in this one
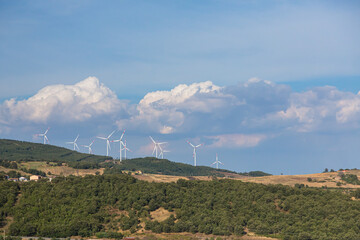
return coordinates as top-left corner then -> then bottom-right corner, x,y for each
134,170 -> 360,189
19,161 -> 104,176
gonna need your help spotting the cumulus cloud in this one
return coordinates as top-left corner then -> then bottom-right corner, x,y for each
270,86 -> 360,132
2,76 -> 360,149
207,134 -> 267,148
116,78 -> 360,138
0,77 -> 129,124
116,81 -> 240,134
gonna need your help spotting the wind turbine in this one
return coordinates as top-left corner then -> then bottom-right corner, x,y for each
97,130 -> 116,156
158,144 -> 170,159
122,140 -> 131,160
82,140 -> 95,154
111,130 -> 126,162
149,136 -> 167,158
66,135 -> 80,151
211,153 -> 223,169
35,127 -> 50,144
187,141 -> 203,166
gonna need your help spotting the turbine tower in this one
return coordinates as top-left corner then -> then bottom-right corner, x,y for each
97,130 -> 116,156
149,136 -> 167,158
211,153 -> 223,169
66,135 -> 80,151
122,140 -> 131,160
158,144 -> 170,159
35,127 -> 50,144
111,130 -> 126,162
82,140 -> 95,154
187,141 -> 203,166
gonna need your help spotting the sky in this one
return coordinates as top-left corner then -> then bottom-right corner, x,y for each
0,0 -> 360,175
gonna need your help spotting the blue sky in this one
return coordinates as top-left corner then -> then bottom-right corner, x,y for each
0,0 -> 360,174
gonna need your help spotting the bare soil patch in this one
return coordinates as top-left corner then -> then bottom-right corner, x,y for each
150,207 -> 174,222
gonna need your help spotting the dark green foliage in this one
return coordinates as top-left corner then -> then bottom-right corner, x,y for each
242,171 -> 272,177
6,170 -> 21,178
353,189 -> 360,199
1,175 -> 360,239
95,231 -> 123,239
105,157 -> 238,176
0,181 -> 20,227
341,174 -> 360,185
21,168 -> 46,177
0,139 -> 111,169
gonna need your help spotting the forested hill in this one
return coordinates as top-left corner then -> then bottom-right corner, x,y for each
107,157 -> 239,176
1,174 -> 360,239
0,139 -> 111,168
1,139 -> 271,177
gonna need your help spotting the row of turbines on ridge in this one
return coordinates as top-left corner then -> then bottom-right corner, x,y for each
34,127 -> 224,169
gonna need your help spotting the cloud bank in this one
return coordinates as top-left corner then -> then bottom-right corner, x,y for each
2,76 -> 360,149
0,77 -> 128,124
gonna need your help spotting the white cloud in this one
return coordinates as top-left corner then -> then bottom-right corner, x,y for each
0,77 -> 128,124
116,81 -> 240,134
207,134 -> 267,148
2,76 -> 360,144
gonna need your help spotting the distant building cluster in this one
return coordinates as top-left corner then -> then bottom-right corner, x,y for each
5,175 -> 55,182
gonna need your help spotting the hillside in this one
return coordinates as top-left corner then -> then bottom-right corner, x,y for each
0,139 -> 111,168
0,139 -> 271,177
107,157 -> 239,177
1,174 -> 359,239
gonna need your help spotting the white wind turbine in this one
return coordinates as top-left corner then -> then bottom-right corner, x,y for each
82,140 -> 95,154
211,153 -> 223,169
66,135 -> 80,151
158,144 -> 170,159
111,130 -> 126,162
187,141 -> 203,166
122,140 -> 131,160
35,127 -> 50,144
97,130 -> 116,156
149,136 -> 167,158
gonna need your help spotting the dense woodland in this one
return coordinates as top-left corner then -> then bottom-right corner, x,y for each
1,174 -> 360,240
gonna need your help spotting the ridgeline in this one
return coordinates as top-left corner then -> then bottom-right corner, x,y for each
0,139 -> 270,177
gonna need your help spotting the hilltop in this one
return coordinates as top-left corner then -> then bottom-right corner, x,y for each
106,157 -> 241,177
0,139 -> 111,169
0,139 -> 271,178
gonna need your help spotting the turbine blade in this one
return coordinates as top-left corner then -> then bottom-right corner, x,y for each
152,146 -> 156,155
187,141 -> 195,147
89,140 -> 95,146
120,130 -> 126,140
149,136 -> 156,143
196,144 -> 203,148
97,137 -> 107,140
108,130 -> 116,138
75,135 -> 79,142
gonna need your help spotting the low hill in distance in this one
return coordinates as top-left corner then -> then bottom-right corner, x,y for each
0,139 -> 271,177
0,139 -> 111,169
107,157 -> 268,177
